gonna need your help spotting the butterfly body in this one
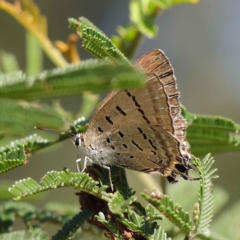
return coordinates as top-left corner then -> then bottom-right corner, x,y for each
75,49 -> 195,184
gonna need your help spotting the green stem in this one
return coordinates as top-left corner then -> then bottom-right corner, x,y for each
120,7 -> 162,59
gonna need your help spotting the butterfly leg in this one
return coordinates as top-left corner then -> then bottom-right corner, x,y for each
76,156 -> 93,173
102,165 -> 113,192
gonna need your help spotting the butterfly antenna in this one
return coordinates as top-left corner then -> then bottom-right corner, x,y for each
56,103 -> 78,134
34,126 -> 64,132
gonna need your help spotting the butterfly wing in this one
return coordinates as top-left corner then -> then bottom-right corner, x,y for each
87,125 -> 189,183
84,49 -> 191,161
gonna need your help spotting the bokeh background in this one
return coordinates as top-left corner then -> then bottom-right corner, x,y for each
0,0 -> 240,218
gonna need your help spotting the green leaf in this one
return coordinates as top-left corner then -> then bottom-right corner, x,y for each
145,204 -> 162,222
113,0 -> 199,58
9,169 -> 110,201
109,191 -> 137,217
0,203 -> 14,233
130,0 -> 158,38
69,18 -> 130,64
0,60 -> 144,100
95,212 -> 125,240
191,155 -> 218,235
152,0 -> 199,9
0,51 -> 20,73
0,145 -> 27,174
52,210 -> 92,240
149,226 -> 170,240
119,209 -> 148,236
0,99 -> 65,136
187,115 -> 240,156
0,200 -> 75,231
111,25 -> 140,58
0,229 -> 48,240
26,32 -> 43,75
1,134 -> 51,154
74,17 -> 107,36
142,193 -> 192,233
181,106 -> 196,124
172,0 -> 199,5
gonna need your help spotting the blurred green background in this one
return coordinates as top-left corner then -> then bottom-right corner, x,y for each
0,0 -> 239,217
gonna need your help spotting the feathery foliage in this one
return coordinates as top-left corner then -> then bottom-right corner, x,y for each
52,210 -> 92,240
0,99 -> 65,136
149,226 -> 169,240
9,169 -> 111,201
142,193 -> 192,233
0,60 -> 144,100
69,17 -> 130,64
0,229 -> 48,240
192,155 -> 218,236
0,144 -> 26,174
182,111 -> 240,156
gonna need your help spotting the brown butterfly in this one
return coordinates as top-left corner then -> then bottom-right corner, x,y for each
74,49 -> 197,188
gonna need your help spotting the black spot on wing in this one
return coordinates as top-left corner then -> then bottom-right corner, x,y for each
132,140 -> 143,151
137,127 -> 147,139
105,116 -> 113,125
118,131 -> 124,138
116,106 -> 126,116
98,127 -> 103,133
148,139 -> 157,150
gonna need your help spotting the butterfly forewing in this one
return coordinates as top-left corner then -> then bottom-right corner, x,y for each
84,73 -> 174,145
135,49 -> 191,159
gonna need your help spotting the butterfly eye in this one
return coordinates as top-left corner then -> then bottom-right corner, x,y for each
74,134 -> 81,147
75,138 -> 80,147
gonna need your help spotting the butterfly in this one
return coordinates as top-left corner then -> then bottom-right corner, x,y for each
74,49 -> 196,189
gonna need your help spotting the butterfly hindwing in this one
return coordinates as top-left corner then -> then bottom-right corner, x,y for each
87,125 -> 188,180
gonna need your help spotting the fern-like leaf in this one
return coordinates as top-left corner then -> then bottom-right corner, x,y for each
2,134 -> 50,153
0,145 -> 26,174
0,99 -> 65,136
191,154 -> 218,236
109,191 -> 137,217
52,210 -> 92,240
119,208 -> 149,237
69,18 -> 130,64
0,229 -> 48,240
142,193 -> 192,234
149,226 -> 170,240
187,115 -> 240,155
9,169 -> 110,201
0,60 -> 144,100
95,212 -> 125,240
0,200 -> 79,233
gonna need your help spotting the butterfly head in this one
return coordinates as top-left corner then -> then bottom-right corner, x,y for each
73,133 -> 84,148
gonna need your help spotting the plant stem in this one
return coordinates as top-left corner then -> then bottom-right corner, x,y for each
120,7 -> 162,59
